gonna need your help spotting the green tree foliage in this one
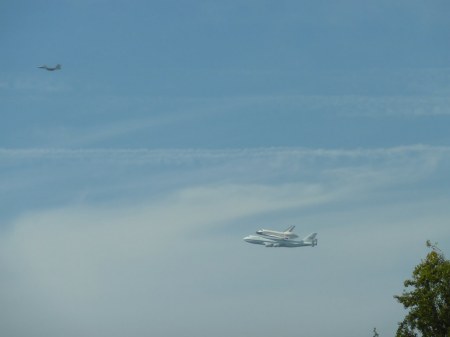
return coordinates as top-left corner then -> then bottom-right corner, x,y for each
394,242 -> 450,337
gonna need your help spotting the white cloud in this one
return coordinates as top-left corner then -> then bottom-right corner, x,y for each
2,179 -> 449,337
0,181 -> 337,337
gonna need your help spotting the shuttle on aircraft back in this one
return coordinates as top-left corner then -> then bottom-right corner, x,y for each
256,225 -> 298,239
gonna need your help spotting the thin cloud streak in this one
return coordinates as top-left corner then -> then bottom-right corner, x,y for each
1,144 -> 449,161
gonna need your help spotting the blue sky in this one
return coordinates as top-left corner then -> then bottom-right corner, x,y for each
1,1 -> 450,337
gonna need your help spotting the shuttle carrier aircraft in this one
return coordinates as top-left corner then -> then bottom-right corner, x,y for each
244,226 -> 317,248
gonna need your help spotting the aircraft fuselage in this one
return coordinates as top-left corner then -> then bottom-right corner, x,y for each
243,234 -> 317,248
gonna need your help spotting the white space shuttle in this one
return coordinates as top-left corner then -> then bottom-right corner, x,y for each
256,225 -> 298,239
38,64 -> 61,71
244,232 -> 318,248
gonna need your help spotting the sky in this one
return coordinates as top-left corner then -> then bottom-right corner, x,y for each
1,1 -> 450,336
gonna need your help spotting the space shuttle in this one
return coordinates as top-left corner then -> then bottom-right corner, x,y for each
256,225 -> 298,239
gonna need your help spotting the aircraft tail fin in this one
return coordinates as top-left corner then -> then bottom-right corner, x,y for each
303,232 -> 317,241
284,225 -> 295,233
303,233 -> 318,246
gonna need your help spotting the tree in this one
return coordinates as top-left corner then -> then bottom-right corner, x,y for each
373,327 -> 380,337
394,241 -> 450,337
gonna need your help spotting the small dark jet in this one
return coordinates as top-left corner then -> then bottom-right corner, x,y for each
38,64 -> 61,71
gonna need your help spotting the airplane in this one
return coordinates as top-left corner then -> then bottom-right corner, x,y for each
256,225 -> 298,239
243,232 -> 318,248
38,64 -> 61,71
